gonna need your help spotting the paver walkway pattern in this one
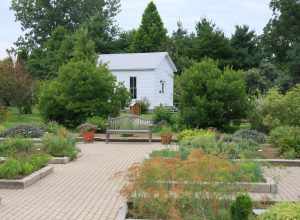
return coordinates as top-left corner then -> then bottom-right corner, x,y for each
0,142 -> 163,220
0,142 -> 299,220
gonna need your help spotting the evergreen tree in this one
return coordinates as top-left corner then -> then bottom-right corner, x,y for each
231,25 -> 262,70
131,1 -> 167,52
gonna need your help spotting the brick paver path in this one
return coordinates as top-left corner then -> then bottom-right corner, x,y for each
0,143 -> 300,220
251,167 -> 300,202
0,142 -> 163,220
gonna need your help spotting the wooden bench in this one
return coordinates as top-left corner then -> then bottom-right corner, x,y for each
106,114 -> 153,143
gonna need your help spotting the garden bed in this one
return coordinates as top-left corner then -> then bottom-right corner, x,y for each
235,159 -> 300,167
0,166 -> 53,189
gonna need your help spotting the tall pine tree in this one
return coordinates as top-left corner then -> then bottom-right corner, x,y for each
131,1 -> 167,52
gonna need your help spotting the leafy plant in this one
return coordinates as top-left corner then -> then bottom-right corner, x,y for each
177,129 -> 216,141
45,121 -> 65,134
0,154 -> 50,179
42,132 -> 77,160
269,126 -> 300,158
0,137 -> 34,156
0,124 -> 44,138
150,149 -> 178,159
122,150 -> 257,219
153,105 -> 173,125
259,202 -> 300,220
77,123 -> 97,133
230,194 -> 253,220
233,129 -> 267,144
159,126 -> 172,136
86,116 -> 107,132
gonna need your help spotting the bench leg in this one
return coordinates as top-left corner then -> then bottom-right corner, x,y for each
149,132 -> 152,143
106,132 -> 110,144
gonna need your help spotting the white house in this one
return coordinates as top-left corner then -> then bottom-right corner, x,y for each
98,52 -> 177,109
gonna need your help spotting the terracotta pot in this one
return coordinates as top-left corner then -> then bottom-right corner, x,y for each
82,131 -> 95,143
161,134 -> 172,145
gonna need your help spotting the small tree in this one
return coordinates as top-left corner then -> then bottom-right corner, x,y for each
0,56 -> 33,113
38,29 -> 130,127
178,59 -> 249,129
130,1 -> 167,52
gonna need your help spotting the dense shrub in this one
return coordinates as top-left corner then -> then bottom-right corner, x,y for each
234,162 -> 264,182
230,194 -> 253,220
0,138 -> 34,156
233,129 -> 267,144
269,126 -> 300,158
259,203 -> 300,220
0,124 -> 44,138
86,116 -> 107,132
250,85 -> 300,132
150,149 -> 178,158
178,59 -> 249,129
42,132 -> 77,160
0,154 -> 50,179
38,59 -> 130,128
153,105 -> 173,125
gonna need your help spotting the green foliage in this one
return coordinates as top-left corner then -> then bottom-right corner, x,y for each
11,0 -> 120,50
232,129 -> 266,144
45,121 -> 65,134
131,2 -> 167,52
38,57 -> 130,127
234,162 -> 264,183
259,202 -> 300,220
150,149 -> 178,159
230,25 -> 262,70
178,59 -> 249,129
191,18 -> 233,68
153,106 -> 173,125
177,129 -> 216,142
230,194 -> 253,220
86,116 -> 107,132
269,126 -> 300,158
0,107 -> 8,123
250,86 -> 300,132
0,138 -> 34,156
0,154 -> 50,179
42,133 -> 77,160
159,126 -> 173,136
0,124 -> 44,138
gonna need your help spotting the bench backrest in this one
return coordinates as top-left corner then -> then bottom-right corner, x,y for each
107,114 -> 153,130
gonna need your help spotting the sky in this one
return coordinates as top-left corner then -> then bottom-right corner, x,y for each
0,0 -> 273,59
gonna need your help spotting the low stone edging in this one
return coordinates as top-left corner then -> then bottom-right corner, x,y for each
0,166 -> 53,189
49,157 -> 70,164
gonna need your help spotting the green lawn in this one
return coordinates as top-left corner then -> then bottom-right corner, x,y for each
1,107 -> 43,129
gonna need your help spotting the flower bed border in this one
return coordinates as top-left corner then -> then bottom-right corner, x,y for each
49,157 -> 70,164
0,166 -> 53,189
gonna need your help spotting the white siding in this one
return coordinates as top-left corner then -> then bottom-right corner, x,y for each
112,70 -> 157,108
106,55 -> 175,109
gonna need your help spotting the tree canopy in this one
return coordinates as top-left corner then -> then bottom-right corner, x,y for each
130,1 -> 167,52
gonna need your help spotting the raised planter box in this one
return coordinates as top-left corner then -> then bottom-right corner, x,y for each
117,203 -> 268,220
235,159 -> 300,167
0,166 -> 53,189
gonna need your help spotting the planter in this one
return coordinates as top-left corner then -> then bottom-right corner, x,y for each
82,131 -> 95,143
160,134 -> 172,145
0,166 -> 53,189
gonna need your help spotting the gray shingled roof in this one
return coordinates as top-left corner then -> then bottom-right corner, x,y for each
98,52 -> 177,72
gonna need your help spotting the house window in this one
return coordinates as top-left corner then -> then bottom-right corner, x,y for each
130,76 -> 137,99
160,80 -> 165,94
